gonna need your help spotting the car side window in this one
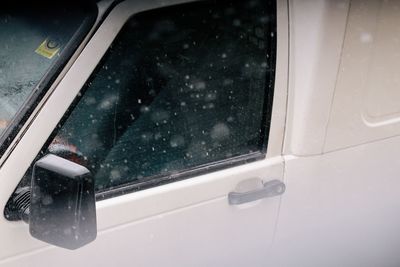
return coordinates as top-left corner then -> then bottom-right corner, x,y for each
31,0 -> 276,195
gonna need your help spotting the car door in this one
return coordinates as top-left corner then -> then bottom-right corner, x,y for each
0,0 -> 288,266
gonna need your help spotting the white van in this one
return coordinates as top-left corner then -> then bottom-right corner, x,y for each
1,0 -> 400,266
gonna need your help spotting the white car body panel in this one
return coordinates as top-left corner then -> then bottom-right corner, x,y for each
284,0 -> 350,156
274,136 -> 400,266
325,0 -> 400,151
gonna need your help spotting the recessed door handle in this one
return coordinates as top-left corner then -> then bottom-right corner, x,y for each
228,179 -> 285,205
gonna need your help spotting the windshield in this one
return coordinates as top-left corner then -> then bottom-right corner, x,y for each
0,2 -> 96,150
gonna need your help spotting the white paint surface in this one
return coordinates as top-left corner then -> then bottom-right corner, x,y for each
273,136 -> 400,267
284,0 -> 350,156
325,0 -> 400,151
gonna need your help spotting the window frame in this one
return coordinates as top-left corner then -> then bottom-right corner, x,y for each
39,0 -> 277,200
3,0 -> 287,205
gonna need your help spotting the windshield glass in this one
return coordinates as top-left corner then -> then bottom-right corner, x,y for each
0,2 -> 96,145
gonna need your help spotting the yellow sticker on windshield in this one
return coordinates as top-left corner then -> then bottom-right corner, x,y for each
35,39 -> 60,59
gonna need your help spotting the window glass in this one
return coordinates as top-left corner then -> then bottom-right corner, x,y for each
0,2 -> 96,145
35,0 -> 276,192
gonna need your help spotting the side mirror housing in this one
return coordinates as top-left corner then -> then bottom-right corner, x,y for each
29,154 -> 97,250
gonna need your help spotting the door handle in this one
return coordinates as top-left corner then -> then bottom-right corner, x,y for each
228,179 -> 285,205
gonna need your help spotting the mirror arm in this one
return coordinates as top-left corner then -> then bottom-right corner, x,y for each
5,187 -> 30,223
